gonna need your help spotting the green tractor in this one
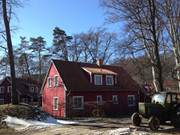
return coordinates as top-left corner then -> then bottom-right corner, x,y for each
131,92 -> 180,130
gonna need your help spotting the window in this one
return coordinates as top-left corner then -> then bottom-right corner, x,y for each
54,76 -> 59,87
94,75 -> 102,85
128,95 -> 136,106
106,75 -> 114,85
7,86 -> 12,93
35,87 -> 39,93
30,87 -> 34,93
47,77 -> 52,88
53,97 -> 59,110
112,95 -> 118,104
0,87 -> 5,94
73,96 -> 84,109
97,95 -> 103,105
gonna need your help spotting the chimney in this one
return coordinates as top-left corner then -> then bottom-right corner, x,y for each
96,59 -> 103,67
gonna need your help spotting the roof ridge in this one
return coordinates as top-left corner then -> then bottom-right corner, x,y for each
52,59 -> 122,68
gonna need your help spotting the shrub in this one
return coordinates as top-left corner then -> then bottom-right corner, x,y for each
0,104 -> 34,119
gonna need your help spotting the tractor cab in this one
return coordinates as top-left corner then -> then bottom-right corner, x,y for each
152,92 -> 179,106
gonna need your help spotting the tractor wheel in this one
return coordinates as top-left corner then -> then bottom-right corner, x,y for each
172,114 -> 180,128
131,112 -> 141,126
148,116 -> 160,131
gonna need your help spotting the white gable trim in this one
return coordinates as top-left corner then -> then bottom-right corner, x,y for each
40,62 -> 53,94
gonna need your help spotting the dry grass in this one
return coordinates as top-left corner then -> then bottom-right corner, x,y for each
0,128 -> 19,135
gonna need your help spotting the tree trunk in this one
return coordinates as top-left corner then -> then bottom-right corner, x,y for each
24,53 -> 31,78
38,50 -> 41,82
2,0 -> 18,104
149,0 -> 164,92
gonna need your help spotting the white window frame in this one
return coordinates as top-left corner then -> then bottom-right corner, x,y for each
35,87 -> 38,93
94,74 -> 102,85
72,96 -> 84,109
30,87 -> 34,93
97,95 -> 103,105
7,86 -> 12,93
47,77 -> 52,88
0,87 -> 5,94
128,95 -> 136,107
53,97 -> 59,111
112,95 -> 118,104
54,75 -> 59,87
106,75 -> 114,85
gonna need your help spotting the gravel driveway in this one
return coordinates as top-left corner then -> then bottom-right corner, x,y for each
17,117 -> 180,135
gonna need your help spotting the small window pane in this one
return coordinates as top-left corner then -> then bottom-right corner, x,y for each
48,78 -> 51,87
30,87 -> 34,93
112,95 -> 118,104
73,96 -> 84,109
53,97 -> 59,110
7,86 -> 12,93
106,75 -> 114,85
128,95 -> 135,106
94,75 -> 102,85
97,95 -> 103,105
54,76 -> 58,87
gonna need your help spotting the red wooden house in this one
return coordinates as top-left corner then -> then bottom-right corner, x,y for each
0,77 -> 41,104
41,59 -> 140,117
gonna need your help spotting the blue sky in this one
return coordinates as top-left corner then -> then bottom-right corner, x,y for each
11,0 -> 122,47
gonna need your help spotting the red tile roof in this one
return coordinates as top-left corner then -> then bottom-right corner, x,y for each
50,60 -> 140,92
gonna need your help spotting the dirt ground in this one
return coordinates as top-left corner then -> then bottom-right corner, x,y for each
1,117 -> 180,135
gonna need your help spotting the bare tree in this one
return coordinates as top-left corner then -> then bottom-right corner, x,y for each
102,0 -> 164,92
1,0 -> 18,104
77,28 -> 117,64
161,0 -> 180,91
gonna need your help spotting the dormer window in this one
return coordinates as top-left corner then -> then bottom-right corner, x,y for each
106,75 -> 114,85
94,75 -> 102,85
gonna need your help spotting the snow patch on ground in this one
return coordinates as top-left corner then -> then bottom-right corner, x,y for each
4,116 -> 78,131
108,128 -> 131,135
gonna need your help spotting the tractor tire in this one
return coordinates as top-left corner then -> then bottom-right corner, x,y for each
148,116 -> 160,131
131,112 -> 141,126
172,114 -> 180,128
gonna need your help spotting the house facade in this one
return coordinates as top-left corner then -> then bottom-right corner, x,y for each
41,60 -> 140,117
0,77 -> 41,105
